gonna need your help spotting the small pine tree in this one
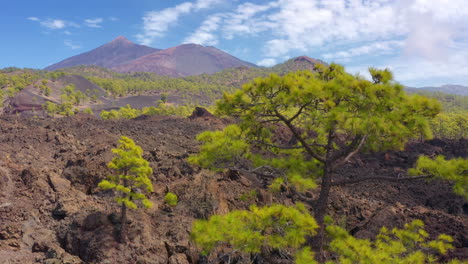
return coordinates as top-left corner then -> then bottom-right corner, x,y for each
82,107 -> 94,115
98,136 -> 154,243
164,192 -> 178,206
160,92 -> 168,103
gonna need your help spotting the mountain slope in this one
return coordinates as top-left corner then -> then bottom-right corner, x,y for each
416,85 -> 468,96
45,36 -> 159,71
111,43 -> 257,77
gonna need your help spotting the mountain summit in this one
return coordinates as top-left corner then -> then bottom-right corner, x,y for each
45,36 -> 160,71
110,36 -> 134,45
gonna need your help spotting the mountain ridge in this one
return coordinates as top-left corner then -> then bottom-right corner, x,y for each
45,37 -> 258,77
407,84 -> 468,96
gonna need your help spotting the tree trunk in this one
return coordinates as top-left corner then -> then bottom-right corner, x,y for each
120,202 -> 127,243
312,164 -> 332,256
119,178 -> 128,243
311,128 -> 335,258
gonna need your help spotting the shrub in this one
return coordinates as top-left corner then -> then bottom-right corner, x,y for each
164,192 -> 178,206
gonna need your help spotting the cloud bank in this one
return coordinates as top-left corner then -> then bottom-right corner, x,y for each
175,0 -> 468,85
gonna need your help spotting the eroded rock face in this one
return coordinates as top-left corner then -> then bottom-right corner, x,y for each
0,115 -> 466,263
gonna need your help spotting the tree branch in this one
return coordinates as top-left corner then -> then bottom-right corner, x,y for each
274,109 -> 326,163
331,175 -> 432,186
289,185 -> 314,203
288,102 -> 310,123
333,134 -> 368,169
249,165 -> 281,176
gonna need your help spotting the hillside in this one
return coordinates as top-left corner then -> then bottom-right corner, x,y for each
45,36 -> 160,71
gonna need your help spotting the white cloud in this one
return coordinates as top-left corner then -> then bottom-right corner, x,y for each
40,19 -> 67,30
262,0 -> 406,57
63,30 -> 72,35
36,18 -> 79,30
346,46 -> 468,86
323,41 -> 404,60
257,58 -> 277,67
391,49 -> 468,86
136,0 -> 223,45
64,40 -> 81,50
184,15 -> 222,45
222,2 -> 278,39
84,18 -> 103,28
109,17 -> 119,21
194,0 -> 224,10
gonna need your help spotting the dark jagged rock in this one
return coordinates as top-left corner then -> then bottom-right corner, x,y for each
188,107 -> 214,119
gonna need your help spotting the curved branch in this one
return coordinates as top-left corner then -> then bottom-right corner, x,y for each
333,134 -> 368,169
274,109 -> 326,163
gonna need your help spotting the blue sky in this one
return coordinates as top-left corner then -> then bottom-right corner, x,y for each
1,0 -> 467,87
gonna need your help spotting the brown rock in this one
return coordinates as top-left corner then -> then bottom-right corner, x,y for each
47,172 -> 71,193
168,253 -> 189,264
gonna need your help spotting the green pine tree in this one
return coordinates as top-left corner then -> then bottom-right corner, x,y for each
98,136 -> 154,243
189,64 -> 442,250
410,155 -> 468,199
191,203 -> 319,263
325,219 -> 461,264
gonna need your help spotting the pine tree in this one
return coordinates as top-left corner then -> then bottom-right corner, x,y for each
191,203 -> 319,263
191,206 -> 459,264
189,64 -> 442,250
326,219 -> 459,264
98,136 -> 154,243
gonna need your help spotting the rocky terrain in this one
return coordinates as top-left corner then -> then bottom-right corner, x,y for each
0,112 -> 466,263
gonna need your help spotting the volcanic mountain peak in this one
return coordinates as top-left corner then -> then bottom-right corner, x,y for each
44,36 -> 159,71
113,35 -> 130,41
108,36 -> 134,45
